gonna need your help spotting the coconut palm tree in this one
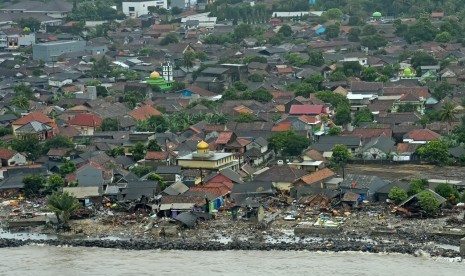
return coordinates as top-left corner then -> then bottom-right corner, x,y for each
47,191 -> 81,227
11,95 -> 30,110
439,101 -> 458,134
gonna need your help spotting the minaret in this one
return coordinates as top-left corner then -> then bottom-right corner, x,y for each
162,54 -> 173,82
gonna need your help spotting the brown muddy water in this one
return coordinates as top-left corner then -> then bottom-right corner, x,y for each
0,245 -> 463,276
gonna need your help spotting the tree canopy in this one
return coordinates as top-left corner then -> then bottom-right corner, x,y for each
268,130 -> 310,156
417,140 -> 451,166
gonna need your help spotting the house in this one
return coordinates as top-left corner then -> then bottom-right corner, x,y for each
204,168 -> 243,187
33,40 -> 87,61
162,181 -> 189,196
403,129 -> 440,144
63,186 -> 101,203
243,137 -> 272,166
143,151 -> 177,169
376,181 -> 410,202
291,168 -> 335,190
350,81 -> 383,95
128,105 -> 162,121
291,115 -> 322,134
312,136 -> 362,154
392,143 -> 419,162
0,149 -> 26,167
289,105 -> 325,116
359,134 -> 395,160
392,92 -> 427,114
120,180 -> 160,201
230,181 -> 274,205
15,121 -> 54,141
122,0 -> 167,18
253,165 -> 307,191
72,162 -> 110,188
339,174 -> 389,201
67,113 -> 103,136
154,165 -> 183,185
12,112 -> 55,138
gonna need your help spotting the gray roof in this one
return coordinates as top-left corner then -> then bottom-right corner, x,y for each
201,67 -> 229,75
254,136 -> 269,147
121,180 -> 159,200
232,181 -> 274,194
377,181 -> 410,194
155,165 -> 182,174
254,166 -> 307,183
0,0 -> 72,12
449,146 -> 465,158
361,134 -> 395,154
399,189 -> 447,207
163,181 -> 189,196
218,168 -> 243,184
15,121 -> 52,133
0,175 -> 24,190
312,136 -> 361,152
339,174 -> 387,192
175,211 -> 198,228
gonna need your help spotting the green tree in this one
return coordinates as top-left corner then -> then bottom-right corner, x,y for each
46,174 -> 65,193
59,160 -> 76,177
235,112 -> 257,123
294,83 -> 315,98
11,135 -> 42,160
241,88 -> 273,103
418,191 -> 440,213
348,27 -> 361,42
160,33 -> 179,46
130,165 -> 152,177
147,139 -> 162,151
405,18 -> 438,44
353,108 -> 373,126
148,173 -> 167,189
130,142 -> 147,161
43,135 -> 73,155
171,81 -> 186,91
304,74 -> 325,90
328,126 -> 341,136
417,140 -> 451,166
325,24 -> 340,39
342,61 -> 362,77
362,24 -> 377,36
11,95 -> 30,109
91,56 -> 111,78
100,118 -> 119,131
435,31 -> 452,43
15,17 -> 41,30
233,81 -> 248,91
278,24 -> 293,37
315,91 -> 349,106
388,187 -> 408,204
439,101 -> 458,135
108,146 -> 125,157
307,49 -> 325,66
434,183 -> 459,202
330,144 -> 351,178
334,104 -> 351,125
23,174 -> 47,197
47,191 -> 81,226
324,8 -> 343,20
182,51 -> 196,71
268,130 -> 310,156
361,67 -> 379,81
408,179 -> 428,196
361,34 -> 387,50
411,51 -> 437,71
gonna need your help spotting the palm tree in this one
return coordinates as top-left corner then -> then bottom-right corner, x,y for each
47,191 -> 81,227
439,101 -> 458,134
11,95 -> 30,110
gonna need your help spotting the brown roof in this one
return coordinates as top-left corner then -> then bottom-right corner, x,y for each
145,151 -> 169,160
272,122 -> 292,131
404,129 -> 441,141
128,105 -> 162,121
350,81 -> 383,92
186,84 -> 216,97
304,149 -> 327,162
396,143 -> 419,153
13,112 -> 53,125
298,168 -> 335,185
47,148 -> 69,157
383,87 -> 430,98
254,166 -> 307,183
0,148 -> 17,160
342,128 -> 392,141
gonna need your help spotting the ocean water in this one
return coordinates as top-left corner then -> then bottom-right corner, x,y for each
0,245 -> 463,276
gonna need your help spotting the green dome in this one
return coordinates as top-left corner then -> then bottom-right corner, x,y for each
404,67 -> 411,76
373,12 -> 382,17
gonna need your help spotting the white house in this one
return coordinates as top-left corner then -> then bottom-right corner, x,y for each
122,0 -> 167,18
181,12 -> 217,29
0,149 -> 27,167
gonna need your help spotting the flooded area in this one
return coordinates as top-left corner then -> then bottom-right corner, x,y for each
0,245 -> 463,276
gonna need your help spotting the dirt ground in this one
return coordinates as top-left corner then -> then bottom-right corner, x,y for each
345,163 -> 465,182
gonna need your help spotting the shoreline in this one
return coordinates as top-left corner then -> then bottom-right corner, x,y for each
0,234 -> 461,259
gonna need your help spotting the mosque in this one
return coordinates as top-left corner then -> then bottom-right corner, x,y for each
146,55 -> 174,91
177,140 -> 240,172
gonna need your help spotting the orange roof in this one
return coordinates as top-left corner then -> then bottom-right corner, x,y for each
236,138 -> 252,147
145,151 -> 169,160
68,113 -> 102,127
298,115 -> 319,124
298,168 -> 335,185
277,67 -> 294,74
13,112 -> 53,126
405,129 -> 440,141
0,148 -> 17,160
216,131 -> 234,145
233,105 -> 253,114
190,182 -> 231,198
128,105 -> 162,121
272,122 -> 292,131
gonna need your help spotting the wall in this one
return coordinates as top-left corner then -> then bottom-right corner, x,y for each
122,0 -> 167,18
8,153 -> 26,166
32,40 -> 86,61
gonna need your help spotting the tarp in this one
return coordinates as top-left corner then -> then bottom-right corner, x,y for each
175,212 -> 198,228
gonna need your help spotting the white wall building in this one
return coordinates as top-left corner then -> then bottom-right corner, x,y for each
122,1 -> 168,18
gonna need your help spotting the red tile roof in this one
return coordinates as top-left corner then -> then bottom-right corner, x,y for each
0,148 -> 16,160
298,115 -> 319,124
298,168 -> 335,185
216,131 -> 234,145
289,105 -> 324,115
342,128 -> 393,140
272,122 -> 292,131
277,67 -> 294,74
145,151 -> 169,160
405,129 -> 441,141
190,182 -> 231,198
68,113 -> 102,127
128,105 -> 162,121
13,112 -> 53,126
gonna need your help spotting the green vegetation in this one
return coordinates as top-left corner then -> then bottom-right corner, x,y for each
47,191 -> 81,226
329,144 -> 351,173
408,179 -> 428,196
417,140 -> 451,166
268,130 -> 310,156
388,187 -> 408,204
418,191 -> 440,213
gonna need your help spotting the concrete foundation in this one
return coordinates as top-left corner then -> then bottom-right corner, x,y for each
460,237 -> 465,258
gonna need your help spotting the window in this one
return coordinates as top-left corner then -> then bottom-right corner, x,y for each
129,7 -> 135,11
